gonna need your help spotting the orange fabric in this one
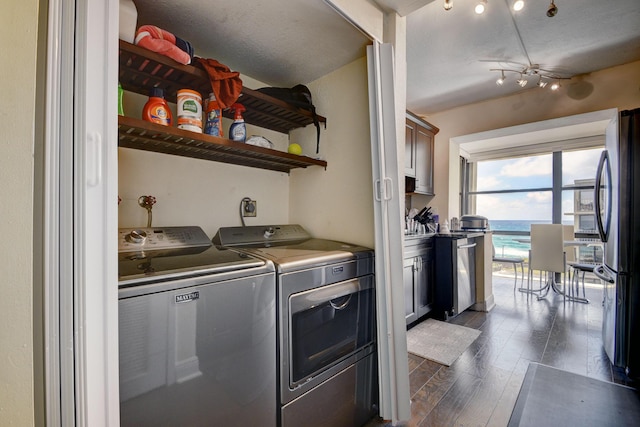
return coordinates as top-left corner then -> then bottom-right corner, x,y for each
196,58 -> 243,109
135,25 -> 191,65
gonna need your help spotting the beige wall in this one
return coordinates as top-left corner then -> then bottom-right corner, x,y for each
0,0 -> 38,425
118,75 -> 292,236
119,59 -> 374,247
422,60 -> 640,221
290,57 -> 375,248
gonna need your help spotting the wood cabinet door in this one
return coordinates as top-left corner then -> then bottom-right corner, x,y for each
403,257 -> 418,324
416,250 -> 434,317
414,126 -> 434,195
405,120 -> 417,177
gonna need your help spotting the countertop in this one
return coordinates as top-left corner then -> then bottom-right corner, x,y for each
404,232 -> 436,240
434,230 -> 489,239
404,230 -> 490,243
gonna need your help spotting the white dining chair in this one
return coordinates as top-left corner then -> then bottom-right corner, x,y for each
492,243 -> 525,291
528,224 -> 568,301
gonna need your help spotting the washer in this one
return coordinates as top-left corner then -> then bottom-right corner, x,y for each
213,224 -> 378,427
118,226 -> 276,427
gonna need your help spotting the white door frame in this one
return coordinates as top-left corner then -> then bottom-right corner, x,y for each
43,0 -> 120,425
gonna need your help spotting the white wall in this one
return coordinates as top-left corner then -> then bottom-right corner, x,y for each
0,0 -> 38,424
421,60 -> 640,220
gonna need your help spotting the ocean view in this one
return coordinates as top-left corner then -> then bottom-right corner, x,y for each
490,219 -> 551,258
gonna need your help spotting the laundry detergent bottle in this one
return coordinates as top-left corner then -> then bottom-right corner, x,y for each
228,103 -> 246,142
142,87 -> 172,126
204,92 -> 223,137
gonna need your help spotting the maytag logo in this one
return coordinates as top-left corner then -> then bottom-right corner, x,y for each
175,291 -> 200,304
332,266 -> 344,274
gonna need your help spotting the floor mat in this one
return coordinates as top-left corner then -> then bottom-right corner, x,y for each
509,363 -> 640,427
406,318 -> 481,366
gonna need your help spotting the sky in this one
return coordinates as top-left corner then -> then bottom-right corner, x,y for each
474,148 -> 603,221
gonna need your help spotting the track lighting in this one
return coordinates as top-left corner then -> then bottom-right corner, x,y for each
475,0 -> 487,14
517,75 -> 528,87
489,64 -> 571,92
441,0 -> 557,16
537,76 -> 548,88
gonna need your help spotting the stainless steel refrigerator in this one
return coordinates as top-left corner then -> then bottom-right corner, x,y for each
595,108 -> 640,378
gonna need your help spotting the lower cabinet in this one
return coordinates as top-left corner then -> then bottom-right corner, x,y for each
403,237 -> 434,326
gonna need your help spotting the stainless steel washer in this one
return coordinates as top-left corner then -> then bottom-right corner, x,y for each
213,224 -> 378,427
118,226 -> 276,427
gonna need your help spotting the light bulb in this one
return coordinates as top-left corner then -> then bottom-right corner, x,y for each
444,0 -> 453,11
496,71 -> 506,86
513,0 -> 524,11
475,0 -> 487,14
517,77 -> 528,87
538,80 -> 548,88
550,82 -> 560,91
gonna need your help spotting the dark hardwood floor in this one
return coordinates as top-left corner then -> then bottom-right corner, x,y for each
367,273 -> 631,427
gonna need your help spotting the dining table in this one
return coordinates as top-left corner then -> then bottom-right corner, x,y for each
513,238 -> 600,304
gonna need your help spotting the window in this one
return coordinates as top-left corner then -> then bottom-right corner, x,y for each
463,146 -> 603,261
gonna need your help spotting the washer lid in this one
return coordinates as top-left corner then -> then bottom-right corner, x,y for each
118,226 -> 268,284
118,244 -> 267,284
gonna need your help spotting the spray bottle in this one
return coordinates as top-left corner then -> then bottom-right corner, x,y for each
228,103 -> 246,142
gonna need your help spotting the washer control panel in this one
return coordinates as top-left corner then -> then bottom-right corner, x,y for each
118,226 -> 212,253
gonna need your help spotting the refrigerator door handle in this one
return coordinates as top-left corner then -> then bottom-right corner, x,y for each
594,264 -> 615,283
594,150 -> 610,243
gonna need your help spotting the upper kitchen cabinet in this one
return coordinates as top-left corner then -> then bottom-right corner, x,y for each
405,111 -> 439,195
118,40 -> 327,173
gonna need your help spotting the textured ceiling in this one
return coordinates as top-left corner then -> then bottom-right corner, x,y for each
407,0 -> 640,114
131,0 -> 640,114
132,0 -> 370,87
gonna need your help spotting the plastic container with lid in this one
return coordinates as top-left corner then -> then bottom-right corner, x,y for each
177,89 -> 202,133
142,87 -> 172,126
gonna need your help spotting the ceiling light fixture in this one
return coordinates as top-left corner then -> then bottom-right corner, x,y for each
475,0 -> 487,15
513,0 -> 525,11
488,64 -> 570,91
517,75 -> 528,87
443,0 -> 453,11
537,76 -> 548,88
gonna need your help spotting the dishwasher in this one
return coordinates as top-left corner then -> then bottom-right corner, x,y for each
434,234 -> 477,319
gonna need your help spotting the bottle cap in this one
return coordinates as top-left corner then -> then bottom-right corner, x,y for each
150,87 -> 164,98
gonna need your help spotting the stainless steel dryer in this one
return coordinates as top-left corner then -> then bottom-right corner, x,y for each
213,224 -> 378,427
118,226 -> 276,427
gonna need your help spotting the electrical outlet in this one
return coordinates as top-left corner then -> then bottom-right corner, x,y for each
242,199 -> 257,217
